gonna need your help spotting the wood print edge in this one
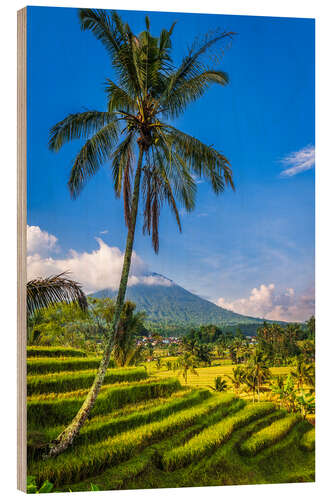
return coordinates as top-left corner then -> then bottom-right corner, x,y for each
17,6 -> 27,493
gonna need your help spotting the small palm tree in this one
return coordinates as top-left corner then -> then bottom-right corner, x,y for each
209,376 -> 228,392
227,365 -> 246,395
178,353 -> 198,384
291,357 -> 311,390
112,301 -> 146,366
195,343 -> 213,366
27,272 -> 87,318
246,349 -> 271,401
47,8 -> 234,457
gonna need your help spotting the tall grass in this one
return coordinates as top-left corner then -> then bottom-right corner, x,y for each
27,389 -> 211,460
299,427 -> 315,452
27,357 -> 112,375
162,402 -> 276,470
27,367 -> 147,395
239,414 -> 300,456
30,393 -> 237,485
60,402 -> 238,493
27,378 -> 182,428
27,346 -> 87,358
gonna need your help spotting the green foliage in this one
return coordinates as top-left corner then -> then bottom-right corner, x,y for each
110,301 -> 147,366
299,427 -> 315,451
209,376 -> 228,392
177,352 -> 198,384
27,272 -> 88,318
295,391 -> 315,419
239,414 -> 300,456
27,476 -> 54,494
27,367 -> 147,396
27,378 -> 181,428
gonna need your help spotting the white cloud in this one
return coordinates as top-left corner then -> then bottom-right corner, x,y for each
280,145 -> 315,177
216,283 -> 314,322
100,230 -> 108,234
27,226 -> 172,294
27,225 -> 58,256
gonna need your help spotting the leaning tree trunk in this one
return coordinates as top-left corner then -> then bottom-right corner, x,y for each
47,148 -> 144,458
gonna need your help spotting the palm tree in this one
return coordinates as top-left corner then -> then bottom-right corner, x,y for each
209,376 -> 228,392
181,337 -> 198,355
46,8 -> 234,457
226,365 -> 246,395
291,357 -> 313,390
27,272 -> 87,318
112,301 -> 146,366
178,353 -> 198,384
195,343 -> 213,366
246,349 -> 271,401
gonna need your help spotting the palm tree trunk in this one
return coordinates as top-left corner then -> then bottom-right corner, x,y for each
47,148 -> 144,458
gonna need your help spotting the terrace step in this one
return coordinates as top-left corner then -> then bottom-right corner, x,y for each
29,393 -> 238,486
27,367 -> 147,395
27,378 -> 182,428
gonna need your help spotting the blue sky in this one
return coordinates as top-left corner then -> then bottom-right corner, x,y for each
27,6 -> 315,322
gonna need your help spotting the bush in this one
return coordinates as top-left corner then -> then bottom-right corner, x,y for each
162,402 -> 276,470
299,427 -> 315,451
27,378 -> 182,428
27,346 -> 87,358
27,367 -> 147,395
239,414 -> 300,456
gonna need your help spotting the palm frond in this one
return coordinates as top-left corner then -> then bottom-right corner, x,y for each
163,70 -> 229,118
110,132 -> 135,227
159,124 -> 234,194
68,122 -> 120,199
153,134 -> 197,211
79,9 -> 142,98
27,272 -> 88,317
49,111 -> 117,152
159,30 -> 234,115
105,79 -> 137,113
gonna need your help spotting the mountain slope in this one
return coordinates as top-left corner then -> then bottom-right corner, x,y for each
92,273 -> 267,331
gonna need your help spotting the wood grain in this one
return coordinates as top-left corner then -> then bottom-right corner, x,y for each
17,7 -> 27,493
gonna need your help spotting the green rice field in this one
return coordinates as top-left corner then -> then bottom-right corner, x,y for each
27,347 -> 315,491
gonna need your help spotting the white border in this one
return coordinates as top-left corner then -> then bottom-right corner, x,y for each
1,1 -> 332,498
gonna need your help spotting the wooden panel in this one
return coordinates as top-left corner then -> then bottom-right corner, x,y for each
17,6 -> 27,493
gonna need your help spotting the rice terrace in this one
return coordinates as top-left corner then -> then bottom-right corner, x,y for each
24,5 -> 315,494
27,340 -> 314,492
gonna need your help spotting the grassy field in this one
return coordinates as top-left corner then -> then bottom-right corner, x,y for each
149,359 -> 291,390
27,347 -> 314,492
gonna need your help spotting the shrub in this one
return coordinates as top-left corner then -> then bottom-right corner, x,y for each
27,367 -> 147,395
27,346 -> 87,358
162,402 -> 276,470
239,414 -> 300,456
299,427 -> 315,451
27,378 -> 182,428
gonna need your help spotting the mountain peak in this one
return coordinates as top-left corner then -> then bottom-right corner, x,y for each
91,272 -> 271,334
